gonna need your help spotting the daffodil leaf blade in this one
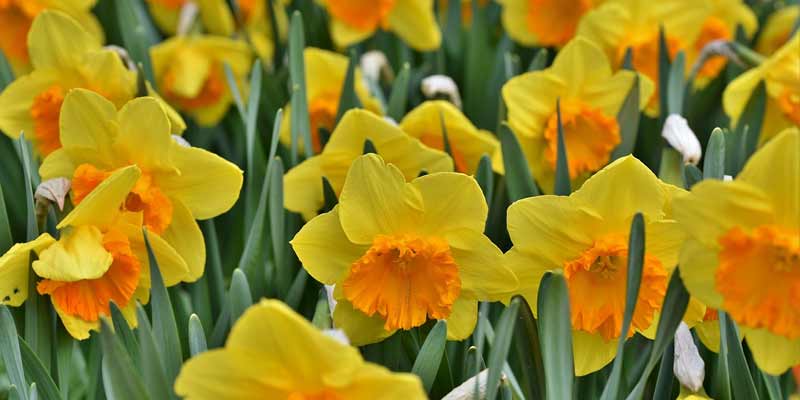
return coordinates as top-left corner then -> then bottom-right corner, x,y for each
201,220 -> 226,319
17,137 -> 36,241
719,312 -> 759,400
335,49 -> 362,124
511,296 -> 545,400
537,273 -> 574,400
737,80 -> 766,162
109,302 -> 139,368
499,124 -> 539,201
487,298 -> 521,400
99,318 -> 150,400
387,63 -> 411,122
228,269 -> 253,324
554,101 -> 572,196
703,128 -> 726,180
683,164 -> 703,189
115,0 -> 159,85
652,342 -> 676,400
0,183 -> 13,254
0,49 -> 14,90
657,26 -> 671,122
268,159 -> 289,296
759,369 -> 782,400
134,304 -> 173,400
284,270 -> 308,309
19,337 -> 61,400
187,314 -> 208,357
666,51 -> 685,116
412,320 -> 447,392
0,306 -> 28,400
527,48 -> 549,72
288,11 -> 312,163
611,76 -> 641,160
476,155 -> 494,205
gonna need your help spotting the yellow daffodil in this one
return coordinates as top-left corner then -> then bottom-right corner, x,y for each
497,0 -> 599,48
151,35 -> 252,126
757,5 -> 799,56
673,127 -> 800,375
318,0 -> 441,51
284,109 -> 452,220
145,0 -> 235,36
723,33 -> 799,146
688,0 -> 757,87
292,154 -> 517,345
576,0 -> 708,115
0,166 -> 192,339
502,37 -> 653,192
504,156 -> 685,375
38,89 -> 243,283
278,48 -> 383,154
236,0 -> 289,63
0,0 -> 102,74
693,306 -> 721,352
0,11 -> 184,158
175,299 -> 426,399
400,100 -> 502,174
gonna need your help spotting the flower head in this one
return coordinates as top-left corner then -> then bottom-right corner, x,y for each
674,127 -> 800,375
284,109 -> 452,220
502,37 -> 653,192
497,0 -> 597,48
145,0 -> 235,36
291,154 -> 516,345
504,156 -> 685,375
757,5 -> 799,56
175,299 -> 426,399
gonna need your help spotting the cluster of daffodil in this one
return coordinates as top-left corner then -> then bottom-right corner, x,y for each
0,0 -> 797,399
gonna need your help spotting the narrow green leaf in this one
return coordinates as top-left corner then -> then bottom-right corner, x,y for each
18,137 -> 36,240
713,312 -> 732,400
243,60 -> 266,234
311,291 -> 331,330
487,299 -> 520,400
133,305 -> 172,400
621,47 -> 634,70
499,124 -> 539,201
737,80 -> 766,159
611,76 -> 641,160
657,26 -> 672,122
0,184 -> 13,254
288,11 -> 312,164
442,0 -> 461,58
652,342 -> 676,400
54,326 -> 73,398
411,320 -> 447,392
188,314 -> 208,357
387,64 -> 410,121
0,49 -> 15,90
142,229 -> 183,388
284,270 -> 308,309
527,48 -> 549,72
269,160 -> 289,296
759,370 -> 782,400
719,312 -> 759,400
666,51 -> 686,115
538,273 -> 574,400
0,306 -> 27,400
237,158 -> 275,295
512,297 -> 545,400
229,269 -> 253,324
703,128 -> 726,180
109,303 -> 139,367
683,164 -> 703,189
99,318 -> 150,400
554,100 -> 571,196
335,49 -> 362,123
475,155 -> 494,205
115,0 -> 159,84
29,383 -> 37,400
201,220 -> 225,318
223,64 -> 246,119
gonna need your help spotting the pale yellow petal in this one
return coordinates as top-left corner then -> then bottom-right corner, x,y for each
124,222 -> 190,288
58,165 -> 141,229
340,364 -> 426,400
447,230 -> 517,301
412,172 -> 487,236
387,0 -> 441,51
498,0 -> 538,46
52,301 -> 97,340
573,330 -> 617,376
115,97 -> 175,171
678,239 -> 723,310
743,327 -> 800,375
502,247 -> 550,313
0,70 -> 59,142
33,225 -> 112,281
445,297 -> 477,341
502,72 -> 565,139
694,320 -> 720,353
27,10 -> 100,69
283,155 -> 325,220
332,296 -> 395,346
39,149 -> 76,181
329,18 -> 374,49
175,349 -> 290,399
161,200 -> 205,282
0,234 -> 56,306
551,37 -> 613,98
645,220 -> 684,271
58,89 -> 118,168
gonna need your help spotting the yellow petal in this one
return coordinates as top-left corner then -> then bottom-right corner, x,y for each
168,48 -> 212,99
329,18 -> 374,49
678,239 -> 723,310
58,89 -> 118,168
52,301 -> 98,341
39,149 -> 76,181
332,295 -> 396,346
124,222 -> 190,288
502,72 -> 566,139
27,10 -> 100,70
115,97 -> 175,171
723,68 -> 764,127
584,71 -> 653,117
572,330 -> 617,376
146,82 -> 187,135
196,0 -> 236,36
694,320 -> 720,353
551,37 -> 614,98
447,230 -> 517,301
79,50 -> 138,108
445,297 -> 477,341
339,364 -> 426,399
160,200 -> 205,282
756,5 -> 799,55
283,155 -> 325,220
498,0 -> 538,46
33,225 -> 112,281
0,70 -> 59,142
291,206 -> 368,285
0,234 -> 56,306
387,0 -> 441,51
411,172 -> 487,236
645,220 -> 684,271
502,247 -> 550,312
58,165 -> 142,229
147,1 -> 180,35
175,349 -> 290,398
743,327 -> 800,375
337,154 -> 424,244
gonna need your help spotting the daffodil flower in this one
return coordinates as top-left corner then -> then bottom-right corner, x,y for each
0,166 -> 191,339
292,154 -> 517,345
502,37 -> 653,192
497,0 -> 597,48
235,0 -> 289,63
39,89 -> 243,282
504,156 -> 685,375
279,48 -> 383,155
319,0 -> 440,51
175,299 -> 426,399
756,5 -> 798,56
400,100 -> 503,174
577,0 -> 708,115
674,127 -> 800,375
145,0 -> 235,37
0,11 -> 184,157
284,109 -> 452,220
150,34 -> 252,126
0,0 -> 102,74
724,33 -> 799,147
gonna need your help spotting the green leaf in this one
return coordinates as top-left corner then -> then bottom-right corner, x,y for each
657,26 -> 671,122
268,160 -> 289,297
736,80 -> 766,161
319,177 -> 338,214
54,326 -> 73,398
528,48 -> 549,72
411,320 -> 447,392
0,49 -> 14,90
759,370 -> 782,400
229,269 -> 253,324
621,47 -> 634,70
652,342 -> 675,400
284,270 -> 308,309
538,273 -> 574,400
682,164 -> 703,190
223,64 -> 246,119
703,128 -> 726,180
142,230 -> 183,388
387,64 -> 410,122
611,76 -> 641,160
242,60 -> 267,234
499,124 -> 539,201
335,49 -> 362,123
0,183 -> 13,254
475,155 -> 494,205
442,0 -> 461,58
666,51 -> 685,115
288,11 -> 312,164
237,157 -> 276,296
719,312 -> 759,400
0,306 -> 28,400
187,314 -> 208,357
99,318 -> 150,400
18,137 -> 36,241
512,297 -> 545,400
109,303 -> 139,367
554,100 -> 571,196
133,305 -> 172,400
115,0 -> 159,84
487,299 -> 520,400
600,214 -> 646,400
201,220 -> 225,318
311,292 -> 331,330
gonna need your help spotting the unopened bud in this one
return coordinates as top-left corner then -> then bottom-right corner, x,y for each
442,369 -> 504,400
674,322 -> 705,392
662,114 -> 702,165
325,284 -> 337,316
421,75 -> 462,109
177,1 -> 199,36
360,51 -> 391,83
103,45 -> 137,72
35,178 -> 71,211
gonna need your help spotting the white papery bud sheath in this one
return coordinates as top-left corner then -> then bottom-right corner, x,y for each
172,134 -> 191,148
421,75 -> 463,109
360,51 -> 390,83
177,1 -> 199,36
662,114 -> 702,165
325,284 -> 337,316
442,369 -> 501,400
35,178 -> 71,211
674,322 -> 705,392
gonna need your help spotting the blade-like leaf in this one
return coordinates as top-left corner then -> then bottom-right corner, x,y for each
666,51 -> 685,115
487,298 -> 521,400
188,314 -> 208,357
109,303 -> 139,367
611,76 -> 641,160
499,124 -> 539,201
229,269 -> 253,324
475,155 -> 494,204
703,128 -> 725,180
99,318 -> 150,400
411,320 -> 447,392
719,312 -> 759,400
134,305 -> 172,400
335,49 -> 362,123
538,273 -> 574,400
528,48 -> 548,72
0,184 -> 12,253
0,306 -> 27,400
288,11 -> 312,163
387,64 -> 410,121
554,100 -> 571,196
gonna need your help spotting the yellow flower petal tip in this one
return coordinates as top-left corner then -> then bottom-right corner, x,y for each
292,153 -> 516,345
174,299 -> 427,399
498,0 -> 596,47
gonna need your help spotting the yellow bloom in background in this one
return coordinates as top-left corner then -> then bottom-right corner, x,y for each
284,109 -> 452,220
504,156 -> 685,375
0,166 -> 192,339
319,0 -> 441,51
237,0 -> 289,63
151,35 -> 252,126
577,0 -> 708,115
502,37 -> 653,192
175,299 -> 426,399
724,33 -> 799,146
688,0 -> 757,87
0,0 -> 102,74
757,5 -> 799,56
674,127 -> 800,375
145,0 -> 235,36
38,89 -> 243,283
0,11 -> 184,158
292,154 -> 516,345
497,0 -> 599,48
278,48 -> 383,154
400,100 -> 503,174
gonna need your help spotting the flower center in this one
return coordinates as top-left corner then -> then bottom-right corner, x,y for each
716,225 -> 800,339
325,0 -> 395,31
287,390 -> 341,400
525,0 -> 592,47
37,227 -> 141,322
164,64 -> 226,111
542,100 -> 620,179
308,92 -> 339,153
563,236 -> 668,341
419,133 -> 468,172
617,33 -> 682,110
777,89 -> 800,125
30,85 -> 65,156
694,16 -> 731,78
0,0 -> 43,63
72,164 -> 174,235
342,234 -> 461,331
